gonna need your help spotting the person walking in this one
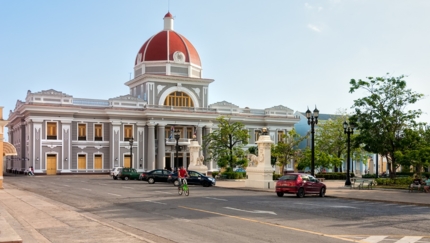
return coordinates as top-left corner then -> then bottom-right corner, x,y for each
424,176 -> 430,193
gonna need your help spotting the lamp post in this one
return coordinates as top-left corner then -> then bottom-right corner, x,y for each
129,137 -> 134,169
306,106 -> 319,176
174,130 -> 180,172
343,121 -> 354,186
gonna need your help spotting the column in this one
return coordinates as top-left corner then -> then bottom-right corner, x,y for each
61,120 -> 71,172
147,122 -> 156,170
111,121 -> 121,168
197,126 -> 203,149
205,125 -> 213,171
157,124 -> 166,169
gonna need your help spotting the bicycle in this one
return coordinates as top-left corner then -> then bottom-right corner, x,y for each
178,178 -> 189,196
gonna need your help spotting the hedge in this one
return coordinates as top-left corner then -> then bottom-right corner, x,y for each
315,172 -> 355,180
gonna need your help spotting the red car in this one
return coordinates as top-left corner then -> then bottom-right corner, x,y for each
275,173 -> 326,198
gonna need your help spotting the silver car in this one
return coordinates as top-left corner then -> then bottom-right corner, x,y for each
110,167 -> 123,180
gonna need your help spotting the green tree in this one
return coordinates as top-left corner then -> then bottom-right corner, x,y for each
296,149 -> 342,172
203,116 -> 250,169
395,127 -> 430,176
315,110 -> 348,172
349,74 -> 424,178
271,129 -> 306,173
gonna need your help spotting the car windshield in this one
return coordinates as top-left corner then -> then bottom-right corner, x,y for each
279,175 -> 298,181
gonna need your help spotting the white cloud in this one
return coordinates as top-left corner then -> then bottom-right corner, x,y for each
307,24 -> 321,32
305,3 -> 313,9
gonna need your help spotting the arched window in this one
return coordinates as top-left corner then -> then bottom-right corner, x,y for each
164,92 -> 194,107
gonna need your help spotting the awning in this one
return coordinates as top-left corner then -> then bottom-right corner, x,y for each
3,142 -> 17,156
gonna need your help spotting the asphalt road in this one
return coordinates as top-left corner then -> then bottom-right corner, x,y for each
4,175 -> 430,243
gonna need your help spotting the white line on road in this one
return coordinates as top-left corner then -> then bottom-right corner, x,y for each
82,188 -> 91,191
98,183 -> 107,186
362,236 -> 387,243
205,197 -> 227,201
61,184 -> 70,187
144,200 -> 167,205
107,193 -> 121,197
394,236 -> 422,243
122,186 -> 134,189
330,206 -> 357,209
155,191 -> 173,194
224,207 -> 277,215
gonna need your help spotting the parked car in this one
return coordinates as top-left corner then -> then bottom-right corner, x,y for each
117,168 -> 140,180
168,170 -> 216,187
234,168 -> 246,173
275,173 -> 326,198
110,167 -> 123,180
140,169 -> 172,184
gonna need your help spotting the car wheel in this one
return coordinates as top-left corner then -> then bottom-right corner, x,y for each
124,176 -> 129,181
148,178 -> 155,184
173,180 -> 179,187
113,176 -> 117,180
203,181 -> 210,187
319,187 -> 326,197
296,188 -> 305,198
277,192 -> 284,197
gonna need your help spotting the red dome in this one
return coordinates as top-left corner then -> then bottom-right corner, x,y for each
135,30 -> 201,67
164,12 -> 173,18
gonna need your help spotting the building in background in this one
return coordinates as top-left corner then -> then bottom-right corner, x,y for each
6,13 -> 300,175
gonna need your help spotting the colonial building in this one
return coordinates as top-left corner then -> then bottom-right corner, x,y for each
6,13 -> 300,175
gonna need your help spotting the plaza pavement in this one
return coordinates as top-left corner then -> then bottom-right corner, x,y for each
0,179 -> 429,243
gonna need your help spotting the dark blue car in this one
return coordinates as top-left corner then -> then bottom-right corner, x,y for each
167,170 -> 216,187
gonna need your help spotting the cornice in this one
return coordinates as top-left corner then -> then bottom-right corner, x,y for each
125,74 -> 214,87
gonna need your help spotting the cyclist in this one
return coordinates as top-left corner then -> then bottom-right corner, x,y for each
177,166 -> 189,187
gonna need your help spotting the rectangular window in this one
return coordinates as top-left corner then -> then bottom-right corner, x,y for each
254,130 -> 260,143
124,125 -> 133,141
278,131 -> 284,142
95,124 -> 103,141
78,124 -> 86,141
47,122 -> 57,140
187,127 -> 193,138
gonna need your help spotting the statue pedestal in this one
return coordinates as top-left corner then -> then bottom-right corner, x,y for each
188,140 -> 208,175
245,135 -> 274,189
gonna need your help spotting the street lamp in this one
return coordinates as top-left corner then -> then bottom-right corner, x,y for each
306,106 -> 319,176
129,137 -> 134,169
174,130 -> 180,172
343,121 -> 354,186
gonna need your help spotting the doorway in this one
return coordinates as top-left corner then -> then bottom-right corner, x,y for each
46,154 -> 57,175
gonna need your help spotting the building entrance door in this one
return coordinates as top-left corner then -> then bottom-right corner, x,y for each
95,155 -> 102,169
46,154 -> 57,175
124,155 -> 131,168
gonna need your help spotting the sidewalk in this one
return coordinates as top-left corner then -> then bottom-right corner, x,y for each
1,180 -> 429,243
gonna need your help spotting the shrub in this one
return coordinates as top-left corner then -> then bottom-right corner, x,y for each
273,173 -> 282,180
212,171 -> 219,178
315,172 -> 355,180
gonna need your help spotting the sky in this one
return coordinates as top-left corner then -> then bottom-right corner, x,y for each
1,0 -> 430,135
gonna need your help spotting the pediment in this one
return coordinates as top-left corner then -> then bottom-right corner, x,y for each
209,101 -> 239,108
31,89 -> 72,97
109,94 -> 145,102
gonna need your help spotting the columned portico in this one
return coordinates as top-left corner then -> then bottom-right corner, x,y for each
147,122 -> 156,170
157,124 -> 166,169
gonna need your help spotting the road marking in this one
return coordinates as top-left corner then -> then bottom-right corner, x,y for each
331,206 -> 357,209
122,186 -> 134,189
144,200 -> 166,205
98,183 -> 107,186
61,184 -> 70,187
395,236 -> 422,243
224,207 -> 276,215
107,193 -> 121,197
205,197 -> 227,201
361,236 -> 387,243
82,188 -> 91,191
155,191 -> 172,194
180,206 -> 360,242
